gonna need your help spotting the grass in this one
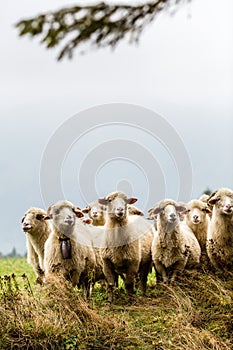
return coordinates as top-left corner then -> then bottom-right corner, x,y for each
0,258 -> 232,349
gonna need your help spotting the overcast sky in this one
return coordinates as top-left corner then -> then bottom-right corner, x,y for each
0,0 -> 233,254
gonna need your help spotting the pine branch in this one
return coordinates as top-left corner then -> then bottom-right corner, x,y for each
15,0 -> 190,60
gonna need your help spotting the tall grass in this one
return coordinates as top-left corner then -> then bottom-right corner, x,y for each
0,260 -> 232,349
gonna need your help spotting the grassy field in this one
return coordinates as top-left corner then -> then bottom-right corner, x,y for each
0,258 -> 232,349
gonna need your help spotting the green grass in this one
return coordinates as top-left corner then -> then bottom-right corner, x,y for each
0,258 -> 232,350
0,257 -> 33,278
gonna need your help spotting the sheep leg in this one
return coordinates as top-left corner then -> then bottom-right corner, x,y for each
125,264 -> 139,295
35,265 -> 44,284
170,260 -> 186,284
125,274 -> 135,295
70,269 -> 81,287
154,260 -> 168,284
114,274 -> 119,287
27,240 -> 44,283
103,258 -> 118,301
139,261 -> 152,295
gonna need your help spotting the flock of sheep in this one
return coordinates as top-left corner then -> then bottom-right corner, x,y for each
21,187 -> 233,301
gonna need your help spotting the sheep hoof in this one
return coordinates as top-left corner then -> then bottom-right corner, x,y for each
36,277 -> 43,285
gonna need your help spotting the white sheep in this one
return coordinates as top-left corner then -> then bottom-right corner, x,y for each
185,199 -> 211,263
98,191 -> 153,299
43,200 -> 96,295
206,188 -> 233,272
82,201 -> 106,226
21,207 -> 51,284
151,199 -> 201,284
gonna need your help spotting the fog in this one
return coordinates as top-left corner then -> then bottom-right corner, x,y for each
0,0 -> 232,254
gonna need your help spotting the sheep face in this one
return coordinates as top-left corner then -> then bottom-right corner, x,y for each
186,201 -> 211,225
162,205 -> 179,225
99,191 -> 137,221
48,201 -> 83,236
90,205 -> 101,219
153,200 -> 186,229
83,203 -> 106,220
21,208 -> 48,234
208,189 -> 233,216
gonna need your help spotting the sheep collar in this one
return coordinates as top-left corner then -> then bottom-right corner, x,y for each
59,237 -> 72,259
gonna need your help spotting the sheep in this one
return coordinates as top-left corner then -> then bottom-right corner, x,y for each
21,207 -> 51,284
151,199 -> 201,284
43,200 -> 96,295
206,188 -> 233,272
82,201 -> 145,287
184,199 -> 211,264
82,201 -> 106,226
98,191 -> 152,300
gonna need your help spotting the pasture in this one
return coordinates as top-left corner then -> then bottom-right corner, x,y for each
0,257 -> 232,349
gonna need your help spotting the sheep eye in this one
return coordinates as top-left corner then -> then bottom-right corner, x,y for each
108,199 -> 112,203
55,209 -> 60,215
36,214 -> 44,220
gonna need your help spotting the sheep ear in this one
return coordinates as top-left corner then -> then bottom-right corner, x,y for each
83,218 -> 92,225
208,191 -> 218,205
73,208 -> 84,218
127,198 -> 138,205
98,198 -> 108,205
135,209 -> 144,216
176,206 -> 187,213
82,207 -> 89,214
47,205 -> 53,218
205,207 -> 212,214
154,207 -> 163,214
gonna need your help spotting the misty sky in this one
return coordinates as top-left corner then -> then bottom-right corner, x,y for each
0,0 -> 233,254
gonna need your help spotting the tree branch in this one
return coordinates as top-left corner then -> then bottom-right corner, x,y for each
15,0 -> 190,60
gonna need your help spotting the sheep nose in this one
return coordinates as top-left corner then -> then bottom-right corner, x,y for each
116,207 -> 124,216
193,215 -> 199,220
22,223 -> 32,231
92,211 -> 98,215
117,207 -> 124,212
225,204 -> 232,209
67,215 -> 72,219
170,213 -> 176,220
